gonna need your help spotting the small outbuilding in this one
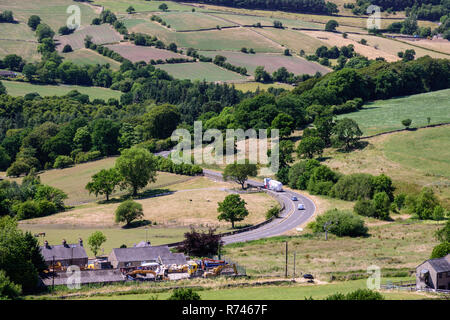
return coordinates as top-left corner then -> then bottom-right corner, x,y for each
416,254 -> 450,290
108,245 -> 187,268
40,239 -> 88,268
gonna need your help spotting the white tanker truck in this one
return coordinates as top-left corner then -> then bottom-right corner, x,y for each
263,178 -> 283,192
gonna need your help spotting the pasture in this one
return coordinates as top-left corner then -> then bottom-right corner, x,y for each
0,39 -> 40,62
56,25 -> 122,51
105,43 -> 187,62
0,0 -> 97,30
0,80 -> 122,101
158,11 -> 237,31
157,62 -> 248,82
62,48 -> 121,70
198,51 -> 330,75
337,89 -> 450,136
232,81 -> 293,92
91,0 -> 198,14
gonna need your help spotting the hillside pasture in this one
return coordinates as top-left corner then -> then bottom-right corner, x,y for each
0,0 -> 97,30
158,11 -> 237,31
0,39 -> 40,62
337,89 -> 450,136
1,80 -> 122,101
198,51 -> 330,75
91,0 -> 198,14
105,43 -> 187,62
56,25 -> 122,51
62,48 -> 121,70
156,62 -> 248,82
232,82 -> 293,92
254,28 -> 329,55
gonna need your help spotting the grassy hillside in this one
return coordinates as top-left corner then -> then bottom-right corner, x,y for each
1,80 -> 123,101
157,62 -> 248,82
62,49 -> 122,70
337,89 -> 450,136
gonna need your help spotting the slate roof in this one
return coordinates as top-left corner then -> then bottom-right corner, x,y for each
427,255 -> 450,273
110,245 -> 173,262
160,252 -> 188,265
40,243 -> 88,262
40,269 -> 125,286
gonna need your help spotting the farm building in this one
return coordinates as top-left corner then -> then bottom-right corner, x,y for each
40,269 -> 126,287
416,254 -> 450,290
108,245 -> 188,268
0,70 -> 17,78
40,239 -> 88,268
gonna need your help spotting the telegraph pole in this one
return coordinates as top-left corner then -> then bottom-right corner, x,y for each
52,255 -> 55,291
293,252 -> 296,280
285,241 -> 288,278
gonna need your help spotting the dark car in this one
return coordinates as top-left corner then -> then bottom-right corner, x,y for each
291,196 -> 298,201
303,273 -> 314,279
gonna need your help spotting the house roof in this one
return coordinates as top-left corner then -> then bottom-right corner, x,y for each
417,254 -> 450,273
110,245 -> 173,262
427,255 -> 450,273
40,269 -> 125,286
40,243 -> 88,262
160,252 -> 188,265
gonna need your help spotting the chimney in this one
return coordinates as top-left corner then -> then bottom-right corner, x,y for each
44,240 -> 50,249
62,239 -> 67,247
79,238 -> 83,247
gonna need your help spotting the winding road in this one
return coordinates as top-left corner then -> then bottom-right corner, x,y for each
157,151 -> 317,245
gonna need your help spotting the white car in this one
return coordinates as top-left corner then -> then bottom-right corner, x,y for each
298,204 -> 305,210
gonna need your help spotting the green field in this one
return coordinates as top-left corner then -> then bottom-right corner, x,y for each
62,49 -> 121,70
73,277 -> 423,300
92,0 -> 199,14
384,126 -> 450,179
157,62 -> 248,82
158,11 -> 237,31
233,82 -> 293,92
1,80 -> 122,101
56,25 -> 122,51
337,89 -> 450,136
0,39 -> 40,62
0,0 -> 97,30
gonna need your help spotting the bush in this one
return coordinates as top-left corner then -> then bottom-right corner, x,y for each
310,209 -> 368,237
53,155 -> 74,169
167,288 -> 201,300
326,289 -> 384,300
331,173 -> 374,201
430,242 -> 450,259
266,206 -> 280,220
6,161 -> 31,177
13,200 -> 40,220
176,228 -> 222,257
74,151 -> 102,164
37,200 -> 57,217
0,270 -> 22,300
115,200 -> 143,226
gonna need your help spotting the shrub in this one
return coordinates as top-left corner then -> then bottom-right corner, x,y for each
331,173 -> 374,201
326,289 -> 384,300
430,242 -> 450,259
167,288 -> 201,300
311,209 -> 368,237
115,200 -> 144,226
0,270 -> 22,300
53,155 -> 74,169
176,228 -> 222,257
37,200 -> 57,217
266,206 -> 280,220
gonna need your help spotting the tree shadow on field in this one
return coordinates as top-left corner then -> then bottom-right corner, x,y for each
136,188 -> 173,200
336,140 -> 369,153
122,219 -> 152,229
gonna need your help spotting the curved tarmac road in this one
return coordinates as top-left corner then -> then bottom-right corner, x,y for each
156,151 -> 316,244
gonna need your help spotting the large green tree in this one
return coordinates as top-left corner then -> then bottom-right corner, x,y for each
86,168 -> 122,201
297,136 -> 325,159
87,231 -> 107,257
223,163 -> 257,190
115,147 -> 158,196
217,194 -> 249,229
332,118 -> 362,151
142,104 -> 181,140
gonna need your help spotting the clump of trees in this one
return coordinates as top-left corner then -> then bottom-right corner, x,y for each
176,228 -> 223,257
0,171 -> 67,220
0,10 -> 14,23
213,55 -> 247,75
308,209 -> 368,237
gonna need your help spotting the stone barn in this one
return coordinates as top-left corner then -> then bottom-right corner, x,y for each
108,245 -> 187,268
416,254 -> 450,290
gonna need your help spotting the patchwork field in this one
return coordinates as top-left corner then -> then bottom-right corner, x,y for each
254,28 -> 330,55
337,89 -> 450,136
0,39 -> 40,62
56,25 -> 122,51
91,0 -> 199,14
105,43 -> 187,62
0,0 -> 97,30
62,48 -> 121,70
198,51 -> 330,75
157,11 -> 237,31
1,80 -> 122,101
157,62 -> 248,82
